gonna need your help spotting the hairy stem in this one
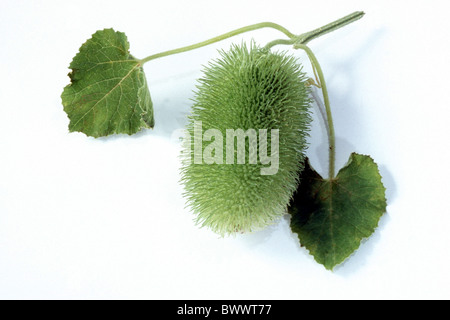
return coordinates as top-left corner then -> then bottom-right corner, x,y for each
296,11 -> 365,45
296,44 -> 336,179
139,12 -> 364,64
265,12 -> 365,50
139,22 -> 294,64
310,86 -> 330,141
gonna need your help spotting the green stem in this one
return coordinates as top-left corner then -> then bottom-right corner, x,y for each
139,12 -> 364,64
296,44 -> 336,179
296,11 -> 365,45
139,22 -> 294,64
264,38 -> 295,50
265,11 -> 365,51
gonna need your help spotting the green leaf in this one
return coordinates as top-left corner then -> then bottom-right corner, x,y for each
289,153 -> 387,270
61,29 -> 154,138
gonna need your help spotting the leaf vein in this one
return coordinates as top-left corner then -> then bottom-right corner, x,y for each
71,63 -> 140,129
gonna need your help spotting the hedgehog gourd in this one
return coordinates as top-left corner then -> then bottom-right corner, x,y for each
181,43 -> 311,236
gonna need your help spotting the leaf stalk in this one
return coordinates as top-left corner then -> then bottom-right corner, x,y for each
296,44 -> 336,179
139,22 -> 294,64
139,12 -> 364,64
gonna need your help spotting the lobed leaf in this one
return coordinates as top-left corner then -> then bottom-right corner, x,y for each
61,29 -> 154,138
289,153 -> 387,270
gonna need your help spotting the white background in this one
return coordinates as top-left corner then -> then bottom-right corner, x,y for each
1,0 -> 449,299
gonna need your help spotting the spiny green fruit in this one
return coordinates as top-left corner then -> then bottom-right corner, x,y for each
181,42 -> 311,236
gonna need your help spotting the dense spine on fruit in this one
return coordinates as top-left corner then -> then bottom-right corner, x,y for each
181,42 -> 311,236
